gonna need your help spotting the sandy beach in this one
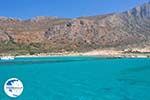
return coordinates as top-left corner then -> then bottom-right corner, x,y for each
8,49 -> 149,58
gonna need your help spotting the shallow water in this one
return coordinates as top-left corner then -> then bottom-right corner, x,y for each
0,57 -> 150,100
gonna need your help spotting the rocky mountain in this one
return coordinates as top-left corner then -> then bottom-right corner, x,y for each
0,2 -> 150,55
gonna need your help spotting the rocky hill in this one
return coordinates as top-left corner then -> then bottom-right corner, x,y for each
0,2 -> 150,55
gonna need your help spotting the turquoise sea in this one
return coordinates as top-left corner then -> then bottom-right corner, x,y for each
0,57 -> 150,100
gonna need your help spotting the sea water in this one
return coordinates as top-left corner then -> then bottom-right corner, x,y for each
0,57 -> 150,100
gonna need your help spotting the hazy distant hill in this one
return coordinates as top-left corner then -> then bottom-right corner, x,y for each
0,2 -> 150,55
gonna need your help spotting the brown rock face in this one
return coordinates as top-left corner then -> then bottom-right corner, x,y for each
0,30 -> 10,42
0,2 -> 150,54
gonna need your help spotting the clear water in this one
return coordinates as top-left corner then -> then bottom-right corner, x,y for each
0,57 -> 150,100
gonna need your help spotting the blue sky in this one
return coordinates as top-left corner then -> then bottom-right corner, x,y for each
0,0 -> 149,19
